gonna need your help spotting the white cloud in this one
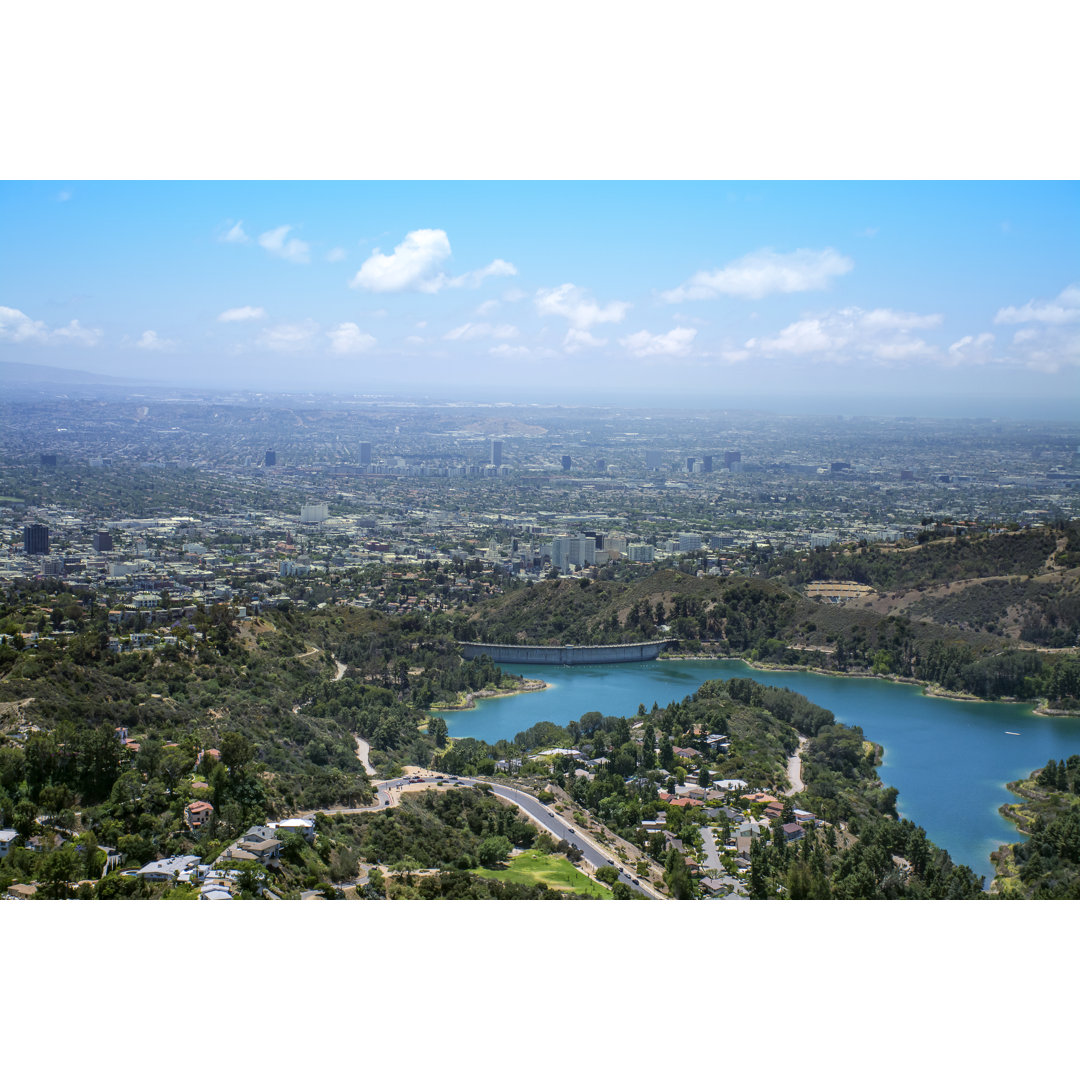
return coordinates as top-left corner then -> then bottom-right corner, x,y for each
746,306 -> 940,364
857,227 -> 878,238
325,247 -> 347,263
447,258 -> 517,289
258,225 -> 310,264
475,299 -> 500,316
946,333 -> 996,366
620,326 -> 697,358
563,328 -> 607,353
443,322 -> 519,342
860,309 -> 943,331
404,335 -> 426,345
351,228 -> 451,293
220,220 -> 248,243
135,330 -> 176,351
661,247 -> 854,302
489,343 -> 531,358
0,306 -> 102,346
535,283 -> 630,329
502,288 -> 526,302
257,321 -> 320,352
350,229 -> 514,294
327,323 -> 376,355
218,306 -> 266,322
994,283 -> 1080,325
56,190 -> 73,202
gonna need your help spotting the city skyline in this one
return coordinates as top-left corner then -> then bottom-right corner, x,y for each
1,181 -> 1077,418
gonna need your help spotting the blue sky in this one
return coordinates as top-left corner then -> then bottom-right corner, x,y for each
2,181 -> 1077,415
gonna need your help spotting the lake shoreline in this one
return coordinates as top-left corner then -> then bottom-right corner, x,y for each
659,651 -> 1080,717
434,678 -> 549,711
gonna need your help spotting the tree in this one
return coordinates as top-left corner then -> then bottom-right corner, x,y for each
428,716 -> 448,749
219,732 -> 254,774
595,865 -> 620,886
39,846 -> 79,899
477,834 -> 512,867
663,848 -> 694,899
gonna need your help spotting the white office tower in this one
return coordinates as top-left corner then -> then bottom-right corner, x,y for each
628,544 -> 654,562
300,503 -> 329,523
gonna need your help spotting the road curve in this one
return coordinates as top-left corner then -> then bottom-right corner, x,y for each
303,773 -> 663,899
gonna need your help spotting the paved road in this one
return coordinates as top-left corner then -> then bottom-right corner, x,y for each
786,736 -> 808,794
699,825 -> 723,873
305,773 -> 663,898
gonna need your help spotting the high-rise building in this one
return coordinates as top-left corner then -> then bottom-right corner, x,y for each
686,457 -> 695,472
724,450 -> 741,467
264,450 -> 276,467
645,450 -> 661,470
595,458 -> 606,472
300,503 -> 329,523
93,531 -> 113,553
39,453 -> 57,467
359,442 -> 372,466
702,455 -> 713,473
561,455 -> 572,471
490,440 -> 503,467
24,524 -> 50,555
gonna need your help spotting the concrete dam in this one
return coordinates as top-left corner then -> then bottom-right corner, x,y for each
459,640 -> 673,665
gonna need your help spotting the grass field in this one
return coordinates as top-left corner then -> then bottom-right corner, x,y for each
474,852 -> 611,898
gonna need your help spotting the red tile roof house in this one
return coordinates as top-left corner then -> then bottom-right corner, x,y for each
197,748 -> 221,771
673,746 -> 701,759
184,800 -> 214,830
780,823 -> 806,843
764,801 -> 785,819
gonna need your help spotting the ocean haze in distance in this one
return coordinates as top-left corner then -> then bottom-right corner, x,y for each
1,181 -> 1077,421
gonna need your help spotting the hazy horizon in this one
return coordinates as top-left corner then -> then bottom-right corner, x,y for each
2,181 -> 1077,421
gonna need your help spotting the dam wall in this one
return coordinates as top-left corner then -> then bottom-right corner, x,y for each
460,641 -> 672,665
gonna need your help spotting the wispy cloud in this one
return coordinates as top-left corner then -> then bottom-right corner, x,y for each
661,247 -> 854,303
327,323 -> 376,355
135,330 -> 176,351
218,306 -> 266,322
535,283 -> 630,329
620,326 -> 696,358
257,320 -> 320,352
258,225 -> 310,264
325,247 -> 347,263
745,306 -> 940,364
0,305 -> 102,346
994,283 -> 1080,325
563,328 -> 607,353
443,322 -> 519,341
219,220 -> 249,244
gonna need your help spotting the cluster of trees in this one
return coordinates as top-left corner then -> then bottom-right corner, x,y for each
769,523 -> 1066,592
748,816 -> 984,900
997,756 -> 1080,898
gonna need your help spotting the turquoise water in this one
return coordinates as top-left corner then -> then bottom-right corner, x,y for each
435,659 -> 1080,883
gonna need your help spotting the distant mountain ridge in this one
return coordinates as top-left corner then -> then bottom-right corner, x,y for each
0,360 -> 136,387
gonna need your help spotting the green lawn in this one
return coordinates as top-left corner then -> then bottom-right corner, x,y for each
474,852 -> 611,898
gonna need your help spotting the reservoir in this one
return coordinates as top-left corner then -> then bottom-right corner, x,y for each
436,658 -> 1080,883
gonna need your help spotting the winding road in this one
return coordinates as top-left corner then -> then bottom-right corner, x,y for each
302,774 -> 663,899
